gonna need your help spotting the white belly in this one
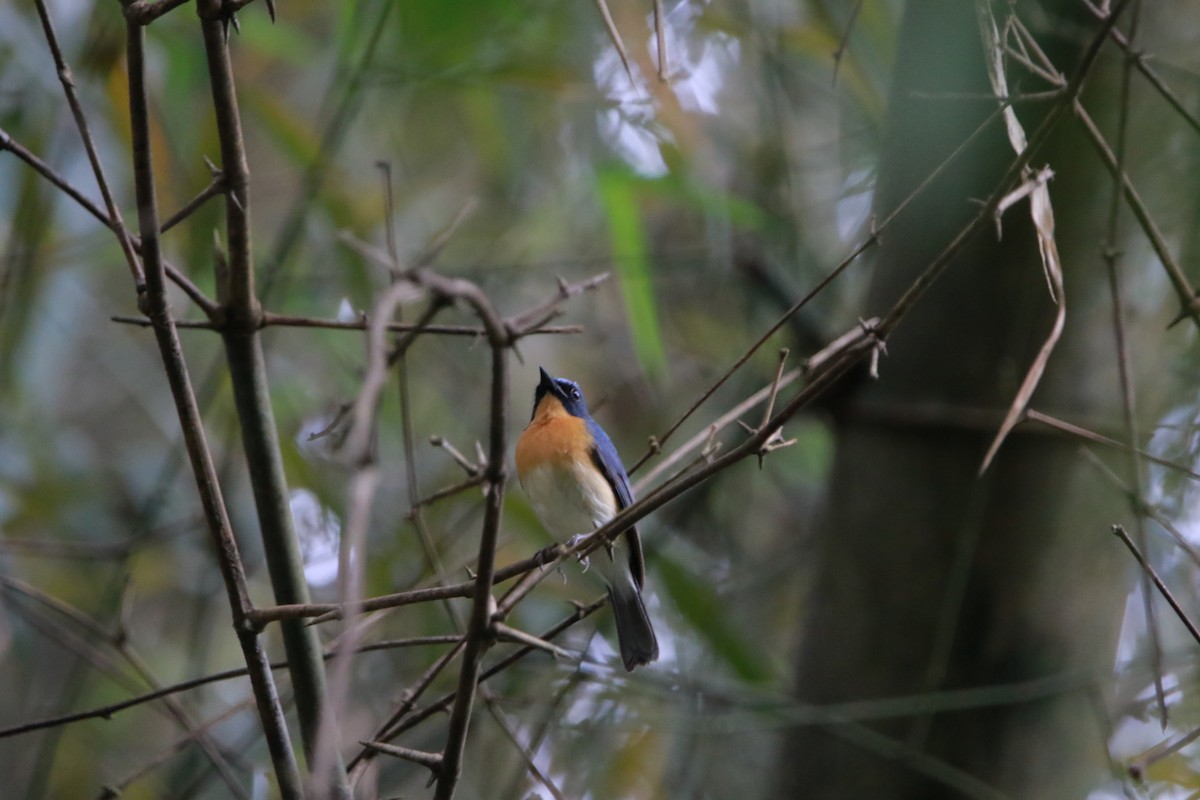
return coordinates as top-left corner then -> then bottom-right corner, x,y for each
520,460 -> 618,539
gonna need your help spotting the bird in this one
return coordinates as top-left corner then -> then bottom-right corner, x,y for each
515,367 -> 659,671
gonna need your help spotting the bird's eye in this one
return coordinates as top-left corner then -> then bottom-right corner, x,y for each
570,387 -> 581,400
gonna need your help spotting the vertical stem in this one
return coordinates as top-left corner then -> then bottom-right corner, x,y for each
434,344 -> 508,800
196,3 -> 349,794
1100,0 -> 1165,727
125,19 -> 302,799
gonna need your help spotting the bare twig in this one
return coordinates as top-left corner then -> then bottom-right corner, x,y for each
1128,724 -> 1200,781
1073,102 -> 1199,328
634,369 -> 800,491
1081,447 -> 1200,571
361,600 -> 604,759
195,1 -> 346,791
347,639 -> 467,784
652,0 -> 668,83
1081,0 -> 1200,138
1111,524 -> 1200,648
101,701 -> 253,799
627,102 -> 1009,476
434,339 -> 509,800
111,312 -> 581,337
593,0 -> 636,87
34,0 -> 144,293
160,163 -> 227,234
493,622 -> 577,661
359,741 -> 443,776
0,131 -> 216,315
1025,409 -> 1200,483
0,635 -> 460,742
484,695 -> 569,800
1096,0 -> 1165,728
124,16 -> 302,798
505,272 -> 611,335
413,474 -> 487,509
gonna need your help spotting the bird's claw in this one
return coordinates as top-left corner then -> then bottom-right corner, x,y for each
566,534 -> 590,573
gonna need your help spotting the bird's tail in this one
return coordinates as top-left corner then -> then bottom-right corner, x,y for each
607,578 -> 659,671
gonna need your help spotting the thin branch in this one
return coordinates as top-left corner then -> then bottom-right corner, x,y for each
877,0 -> 1136,343
743,348 -> 797,468
434,340 -> 509,800
341,281 -> 422,464
492,622 -> 577,661
484,695 -> 569,800
1128,724 -> 1200,782
360,600 -> 604,760
1081,0 -> 1200,138
111,312 -> 581,337
1025,409 -> 1200,483
1080,446 -> 1200,571
196,3 -> 347,790
1112,524 -> 1200,648
348,639 -> 468,783
34,0 -> 144,292
504,272 -> 611,335
1073,102 -> 1200,328
1097,0 -> 1164,728
101,700 -> 252,799
652,0 -> 668,83
124,17 -> 301,798
0,635 -> 460,741
160,163 -> 226,234
634,367 -> 797,490
0,127 -> 218,315
412,474 -> 487,509
359,741 -> 443,776
627,101 -> 1009,476
593,0 -> 636,87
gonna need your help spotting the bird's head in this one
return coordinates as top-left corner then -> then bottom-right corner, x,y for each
532,367 -> 589,420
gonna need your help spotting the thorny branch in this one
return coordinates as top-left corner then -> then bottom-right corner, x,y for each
122,13 -> 303,799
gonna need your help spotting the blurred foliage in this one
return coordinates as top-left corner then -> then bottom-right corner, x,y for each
1,0 -> 1200,798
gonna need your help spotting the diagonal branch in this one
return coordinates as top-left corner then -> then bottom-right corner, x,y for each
34,0 -> 144,292
1073,102 -> 1200,327
0,127 -> 217,315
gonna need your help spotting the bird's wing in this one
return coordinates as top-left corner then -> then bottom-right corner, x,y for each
587,421 -> 645,589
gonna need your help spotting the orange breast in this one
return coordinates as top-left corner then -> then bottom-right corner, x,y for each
516,396 -> 592,479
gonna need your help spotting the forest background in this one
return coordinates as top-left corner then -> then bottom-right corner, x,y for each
3,1 -> 1200,798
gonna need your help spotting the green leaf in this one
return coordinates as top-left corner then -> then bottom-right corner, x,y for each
596,168 -> 667,379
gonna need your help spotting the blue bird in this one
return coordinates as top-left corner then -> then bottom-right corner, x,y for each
515,368 -> 659,671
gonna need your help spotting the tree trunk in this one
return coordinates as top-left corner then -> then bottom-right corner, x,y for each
775,2 -> 1142,797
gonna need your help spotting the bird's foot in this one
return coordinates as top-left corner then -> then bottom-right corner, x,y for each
565,534 -> 590,572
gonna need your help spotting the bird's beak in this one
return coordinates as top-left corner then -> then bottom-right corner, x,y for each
538,367 -> 555,392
